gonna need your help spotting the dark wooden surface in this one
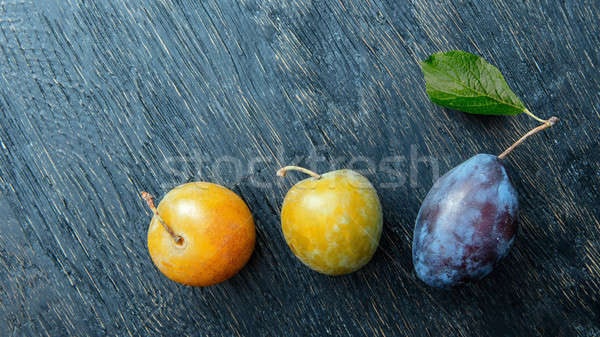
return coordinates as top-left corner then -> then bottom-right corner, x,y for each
0,0 -> 598,336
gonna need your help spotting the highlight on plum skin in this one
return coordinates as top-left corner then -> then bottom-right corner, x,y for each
412,154 -> 519,288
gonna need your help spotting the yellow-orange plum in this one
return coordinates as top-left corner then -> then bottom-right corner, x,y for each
278,167 -> 383,275
144,182 -> 255,286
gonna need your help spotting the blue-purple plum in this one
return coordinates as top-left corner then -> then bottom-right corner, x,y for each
412,154 -> 519,288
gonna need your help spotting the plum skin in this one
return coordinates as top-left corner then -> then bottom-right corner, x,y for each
412,154 -> 519,288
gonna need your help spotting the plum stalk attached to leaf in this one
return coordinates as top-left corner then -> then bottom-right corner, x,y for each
414,50 -> 558,288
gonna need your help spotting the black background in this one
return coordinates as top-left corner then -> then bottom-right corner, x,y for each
0,0 -> 598,336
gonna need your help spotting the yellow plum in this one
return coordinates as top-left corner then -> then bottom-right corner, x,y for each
277,166 -> 383,275
142,182 -> 255,286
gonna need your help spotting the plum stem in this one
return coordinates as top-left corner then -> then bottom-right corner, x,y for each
276,166 -> 321,179
498,116 -> 558,159
141,191 -> 184,245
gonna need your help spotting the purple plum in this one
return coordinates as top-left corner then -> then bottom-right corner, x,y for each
412,154 -> 519,288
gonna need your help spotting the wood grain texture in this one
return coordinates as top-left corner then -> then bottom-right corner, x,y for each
0,0 -> 598,336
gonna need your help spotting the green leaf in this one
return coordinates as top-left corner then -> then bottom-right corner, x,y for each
420,50 -> 526,116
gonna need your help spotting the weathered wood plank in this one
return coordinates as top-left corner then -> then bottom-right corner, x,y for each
0,0 -> 598,336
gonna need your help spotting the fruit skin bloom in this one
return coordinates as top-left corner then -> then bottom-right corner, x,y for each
412,154 -> 518,288
281,170 -> 382,275
147,182 -> 255,286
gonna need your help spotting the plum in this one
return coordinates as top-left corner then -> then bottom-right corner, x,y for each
412,154 -> 519,288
